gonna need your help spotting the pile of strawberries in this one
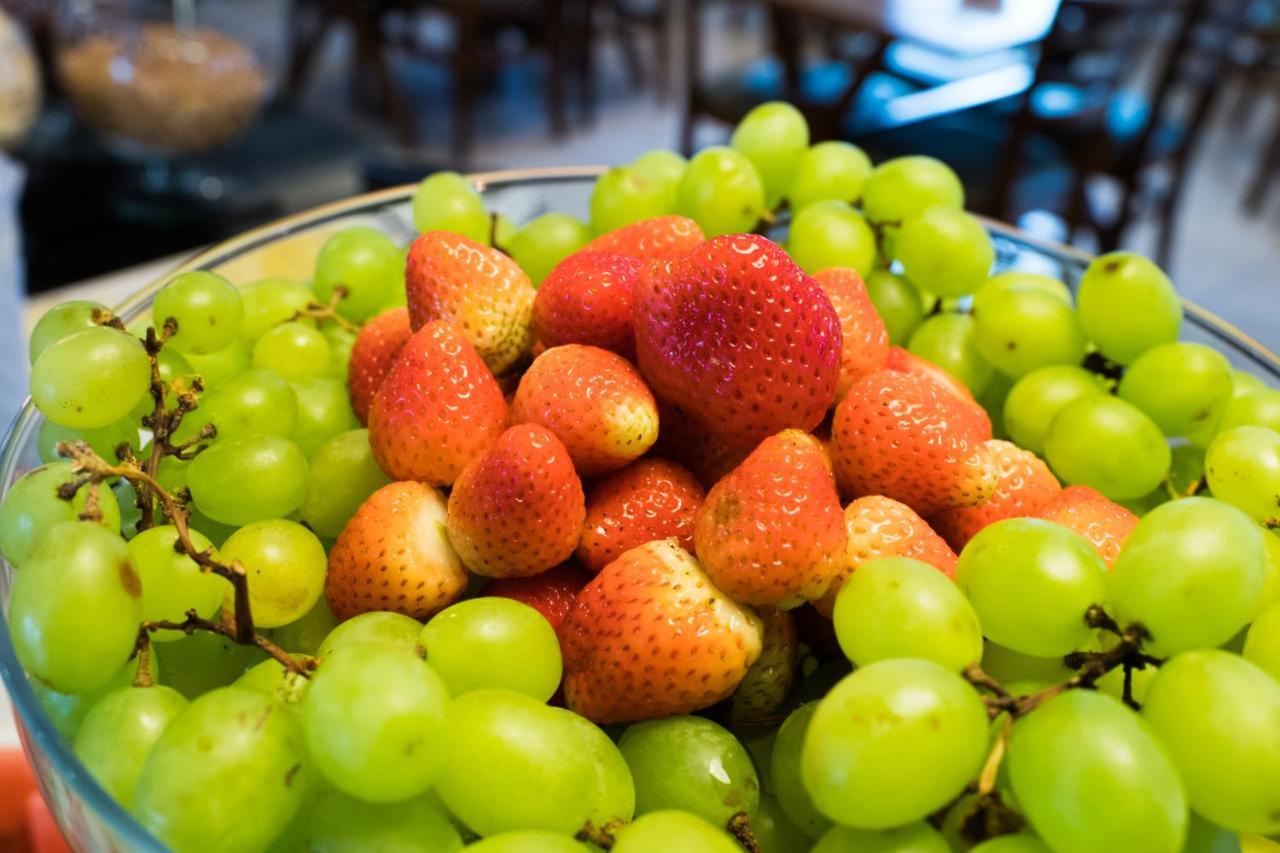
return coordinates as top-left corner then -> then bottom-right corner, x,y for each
328,215 -> 1139,725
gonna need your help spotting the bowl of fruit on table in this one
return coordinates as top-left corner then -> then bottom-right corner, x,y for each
3,102 -> 1280,853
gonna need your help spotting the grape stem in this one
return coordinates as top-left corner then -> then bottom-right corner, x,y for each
288,284 -> 360,334
575,820 -> 620,849
133,610 -> 312,680
726,812 -> 762,853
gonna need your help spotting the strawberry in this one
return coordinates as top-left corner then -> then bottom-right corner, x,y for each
650,398 -> 748,488
930,439 -> 1062,551
1036,485 -> 1139,569
509,344 -> 659,477
534,252 -> 642,358
815,495 -> 958,616
485,562 -> 592,639
693,430 -> 846,606
886,345 -> 985,409
831,368 -> 998,515
577,458 -> 706,573
812,268 -> 890,401
347,307 -> 412,425
579,214 -> 705,261
446,424 -> 586,578
560,539 -> 762,723
727,606 -> 797,727
325,481 -> 467,620
367,321 -> 508,485
633,233 -> 843,451
405,230 -> 536,374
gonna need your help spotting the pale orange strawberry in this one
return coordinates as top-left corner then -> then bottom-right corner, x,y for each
831,369 -> 998,515
485,562 -> 592,640
405,230 -> 536,374
577,458 -> 705,572
367,321 -> 508,485
813,268 -> 890,401
579,215 -> 705,261
693,430 -> 846,606
533,251 -> 642,358
814,495 -> 958,616
1036,485 -> 1139,569
727,606 -> 798,727
561,539 -> 763,723
325,481 -> 467,620
509,344 -> 659,477
446,424 -> 585,578
348,306 -> 412,425
930,439 -> 1062,551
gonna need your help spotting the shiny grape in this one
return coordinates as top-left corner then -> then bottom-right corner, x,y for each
1002,365 -> 1106,456
1118,342 -> 1233,437
896,207 -> 994,298
219,519 -> 327,628
730,101 -> 810,207
677,146 -> 765,237
73,684 -> 187,807
419,598 -> 562,701
152,271 -> 244,354
788,200 -> 876,275
313,227 -> 403,322
787,140 -> 872,210
298,429 -> 390,537
31,326 -> 151,429
973,288 -> 1086,378
188,435 -> 309,525
1043,395 -> 1171,500
1205,425 -> 1280,526
252,321 -> 331,379
288,376 -> 359,457
0,460 -> 122,566
1076,251 -> 1181,364
907,313 -> 995,395
412,171 -> 489,243
317,610 -> 423,658
128,525 -> 225,640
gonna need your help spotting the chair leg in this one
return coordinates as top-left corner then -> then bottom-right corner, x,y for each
1245,106 -> 1280,214
654,0 -> 675,99
284,1 -> 334,100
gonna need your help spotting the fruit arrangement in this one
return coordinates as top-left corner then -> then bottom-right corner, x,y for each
4,101 -> 1280,853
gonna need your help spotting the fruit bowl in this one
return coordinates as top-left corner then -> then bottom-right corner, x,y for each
2,166 -> 1278,852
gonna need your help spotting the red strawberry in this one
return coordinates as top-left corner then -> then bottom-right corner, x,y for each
405,231 -> 536,374
815,495 -> 958,616
650,398 -> 748,488
633,233 -> 843,451
580,215 -> 705,261
886,344 -> 982,405
727,606 -> 798,727
693,430 -> 846,606
561,539 -> 762,723
534,252 -> 642,358
577,458 -> 706,573
1036,485 -> 1139,568
831,369 -> 998,515
446,424 -> 586,578
813,268 -> 890,401
367,321 -> 508,485
348,307 -> 412,425
485,563 -> 592,639
325,481 -> 467,620
509,344 -> 659,477
930,439 -> 1062,551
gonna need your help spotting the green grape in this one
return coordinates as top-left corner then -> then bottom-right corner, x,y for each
730,100 -> 810,207
1111,497 -> 1265,655
981,640 -> 1074,687
1181,812 -> 1242,853
1143,649 -> 1280,835
970,836 -> 1053,853
282,785 -> 464,852
507,213 -> 592,286
1119,343 -> 1233,437
611,811 -> 740,853
181,338 -> 250,391
153,270 -> 244,354
288,376 -> 359,457
269,596 -> 339,657
158,627 -> 267,699
1076,251 -> 1181,364
1008,689 -> 1187,853
464,832 -> 587,852
299,429 -> 390,537
411,171 -> 489,243
36,416 -> 138,465
302,643 -> 449,802
178,368 -> 298,444
323,323 -> 358,378
907,313 -> 994,395
677,145 -> 765,237
1217,388 -> 1280,434
620,715 -> 759,825
811,822 -> 950,853
751,794 -> 811,853
803,660 -> 988,829
590,166 -> 672,235
631,149 -> 687,210
833,557 -> 983,671
8,521 -> 142,693
956,518 -> 1108,656
318,610 -> 423,658
129,525 -> 225,640
73,684 -> 187,807
233,656 -> 309,707
1205,426 -> 1280,525
555,708 -> 636,826
237,278 -> 315,342
972,289 -> 1086,378
134,686 -> 309,852
788,200 -> 876,275
31,653 -> 156,740
978,371 -> 1015,438
1043,395 -> 1171,500
1244,599 -> 1280,680
740,728 -> 777,796
219,519 -> 327,628
187,506 -> 237,548
188,435 -> 309,525
974,271 -> 1073,309
861,155 -> 964,226
419,597 -> 562,701
435,689 -> 596,836
865,270 -> 925,346
772,703 -> 831,839
1002,365 -> 1106,456
314,226 -> 403,322
29,299 -> 110,363
1258,529 -> 1280,613
787,140 -> 872,210
0,460 -> 122,566
895,207 -> 993,298
31,326 -> 151,429
253,321 -> 332,379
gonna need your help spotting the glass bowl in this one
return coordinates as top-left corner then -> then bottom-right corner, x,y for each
2,167 -> 1277,850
